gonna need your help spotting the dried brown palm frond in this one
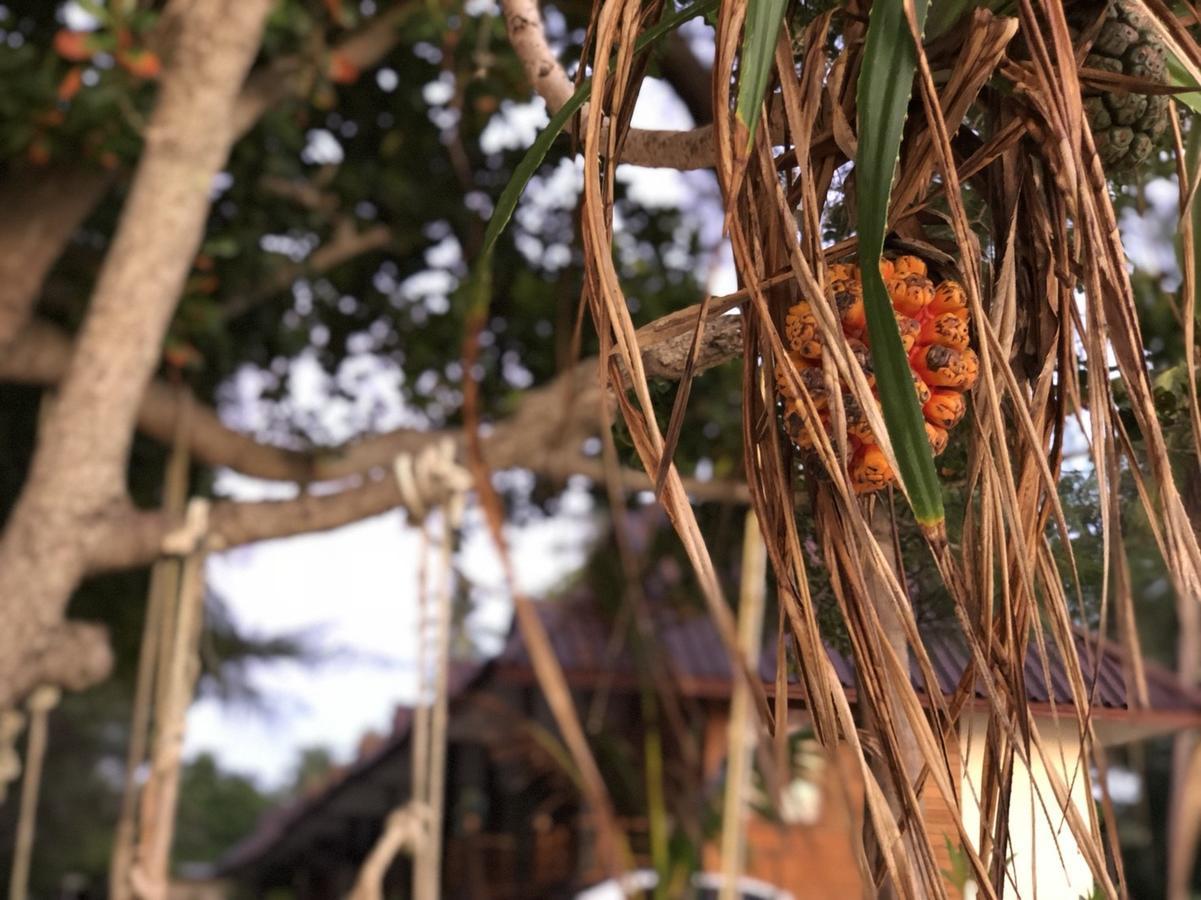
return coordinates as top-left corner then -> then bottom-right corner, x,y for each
491,0 -> 1201,895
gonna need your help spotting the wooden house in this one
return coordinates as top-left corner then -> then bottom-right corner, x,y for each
208,599 -> 1201,899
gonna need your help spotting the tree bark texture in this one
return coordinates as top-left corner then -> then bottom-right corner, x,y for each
0,0 -> 273,708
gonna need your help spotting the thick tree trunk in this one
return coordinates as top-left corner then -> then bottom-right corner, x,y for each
0,0 -> 273,707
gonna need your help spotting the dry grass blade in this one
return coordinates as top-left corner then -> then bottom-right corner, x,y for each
505,0 -> 1201,895
576,0 -> 776,736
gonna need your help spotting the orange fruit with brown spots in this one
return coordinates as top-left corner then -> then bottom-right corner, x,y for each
776,257 -> 978,493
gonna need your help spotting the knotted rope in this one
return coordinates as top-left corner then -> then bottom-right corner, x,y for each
347,439 -> 469,900
0,709 -> 25,805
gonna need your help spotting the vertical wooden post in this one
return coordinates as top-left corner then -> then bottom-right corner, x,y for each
718,509 -> 767,900
8,686 -> 60,900
130,500 -> 210,899
111,391 -> 191,900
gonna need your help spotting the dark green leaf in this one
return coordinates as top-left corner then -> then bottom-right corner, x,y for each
855,0 -> 943,526
735,0 -> 790,149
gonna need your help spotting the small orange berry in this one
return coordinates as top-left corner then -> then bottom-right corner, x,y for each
926,422 -> 949,456
919,312 -> 970,350
895,314 -> 920,353
851,444 -> 893,494
911,344 -> 978,390
842,393 -> 876,444
893,255 -> 927,277
912,373 -> 931,407
887,273 -> 934,317
828,262 -> 857,283
923,390 -> 966,429
54,30 -> 94,62
785,301 -> 822,359
118,49 -> 162,80
832,280 -> 865,334
928,280 -> 968,319
847,338 -> 874,383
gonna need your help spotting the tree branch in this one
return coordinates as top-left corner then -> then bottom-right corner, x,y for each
658,32 -> 714,126
0,0 -> 275,708
221,221 -> 394,322
501,0 -> 720,170
75,300 -> 747,572
232,3 -> 417,139
0,165 -> 113,352
3,297 -> 744,484
89,452 -> 748,575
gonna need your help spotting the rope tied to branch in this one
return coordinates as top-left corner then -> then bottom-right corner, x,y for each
160,497 -> 211,556
345,442 -> 469,900
391,437 -> 472,526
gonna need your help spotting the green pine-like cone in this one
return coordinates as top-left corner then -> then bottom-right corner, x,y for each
1072,0 -> 1170,169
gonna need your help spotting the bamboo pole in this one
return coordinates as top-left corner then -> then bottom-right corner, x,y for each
111,401 -> 191,900
7,686 -> 60,900
718,509 -> 767,900
130,500 -> 210,900
409,529 -> 433,900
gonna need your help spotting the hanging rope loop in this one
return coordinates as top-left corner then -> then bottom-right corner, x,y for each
0,709 -> 26,805
344,442 -> 471,900
160,497 -> 211,556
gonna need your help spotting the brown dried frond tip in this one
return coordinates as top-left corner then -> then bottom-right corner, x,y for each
775,256 -> 979,494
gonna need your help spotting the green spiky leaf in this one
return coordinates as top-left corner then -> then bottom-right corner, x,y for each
855,0 -> 943,526
735,0 -> 790,150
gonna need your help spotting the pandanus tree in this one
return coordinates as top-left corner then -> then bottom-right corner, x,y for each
490,0 -> 1201,896
0,0 -> 1199,896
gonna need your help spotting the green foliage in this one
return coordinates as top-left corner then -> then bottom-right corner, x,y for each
736,0 -> 790,150
941,836 -> 971,892
855,0 -> 942,525
173,754 -> 275,868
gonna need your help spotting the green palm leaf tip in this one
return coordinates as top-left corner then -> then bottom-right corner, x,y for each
736,0 -> 791,150
855,0 -> 944,527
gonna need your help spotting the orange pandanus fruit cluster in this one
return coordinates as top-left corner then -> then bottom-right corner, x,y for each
776,256 -> 979,494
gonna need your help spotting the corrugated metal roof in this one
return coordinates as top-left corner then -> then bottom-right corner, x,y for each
497,600 -> 1201,714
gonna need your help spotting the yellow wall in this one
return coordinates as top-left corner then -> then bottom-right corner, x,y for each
957,716 -> 1097,899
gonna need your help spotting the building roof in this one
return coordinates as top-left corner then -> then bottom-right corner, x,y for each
216,599 -> 1201,878
215,661 -> 486,876
493,599 -> 1201,724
